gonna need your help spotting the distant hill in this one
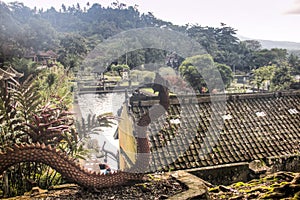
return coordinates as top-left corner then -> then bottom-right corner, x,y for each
238,35 -> 300,51
258,39 -> 300,51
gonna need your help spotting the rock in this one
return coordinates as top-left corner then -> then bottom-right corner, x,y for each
48,183 -> 79,190
158,194 -> 168,199
219,185 -> 231,192
249,160 -> 270,176
229,195 -> 244,200
30,186 -> 48,196
208,172 -> 300,200
274,171 -> 295,182
292,174 -> 300,184
248,186 -> 270,193
261,192 -> 286,199
209,187 -> 219,193
247,192 -> 259,199
294,191 -> 300,199
169,171 -> 208,200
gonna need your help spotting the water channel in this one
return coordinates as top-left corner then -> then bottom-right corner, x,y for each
75,92 -> 125,172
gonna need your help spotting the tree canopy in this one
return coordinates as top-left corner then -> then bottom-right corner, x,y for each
0,1 -> 298,92
179,54 -> 230,92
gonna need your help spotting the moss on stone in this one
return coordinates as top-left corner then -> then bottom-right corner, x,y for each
208,187 -> 219,193
209,172 -> 300,200
232,182 -> 245,188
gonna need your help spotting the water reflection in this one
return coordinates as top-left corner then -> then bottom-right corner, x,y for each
75,93 -> 125,172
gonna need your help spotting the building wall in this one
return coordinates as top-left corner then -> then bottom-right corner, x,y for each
118,104 -> 137,170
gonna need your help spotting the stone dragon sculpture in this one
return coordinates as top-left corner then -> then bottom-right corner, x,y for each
0,74 -> 169,190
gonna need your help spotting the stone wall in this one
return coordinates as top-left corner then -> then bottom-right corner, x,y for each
266,154 -> 300,173
186,155 -> 300,186
187,162 -> 249,186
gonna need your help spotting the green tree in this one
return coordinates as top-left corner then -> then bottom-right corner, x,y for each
111,64 -> 130,76
179,54 -> 224,92
61,4 -> 66,12
57,33 -> 87,71
271,63 -> 294,91
22,17 -> 58,51
7,2 -> 33,23
242,40 -> 262,51
251,65 -> 275,91
252,48 -> 287,68
237,40 -> 262,72
118,50 -> 145,69
8,57 -> 38,81
0,3 -> 26,62
215,63 -> 233,88
288,53 -> 300,74
186,25 -> 218,57
215,24 -> 240,52
35,64 -> 74,107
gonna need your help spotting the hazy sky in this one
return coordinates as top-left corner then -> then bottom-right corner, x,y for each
2,0 -> 300,42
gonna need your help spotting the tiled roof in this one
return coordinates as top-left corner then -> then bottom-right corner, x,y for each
128,91 -> 300,172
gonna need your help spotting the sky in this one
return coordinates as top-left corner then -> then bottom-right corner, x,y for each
2,0 -> 300,42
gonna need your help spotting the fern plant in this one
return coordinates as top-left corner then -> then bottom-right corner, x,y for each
0,71 -> 116,197
0,80 -> 22,150
75,112 -> 115,139
9,77 -> 42,144
0,75 -> 79,197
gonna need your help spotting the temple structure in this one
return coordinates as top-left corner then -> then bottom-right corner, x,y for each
118,89 -> 300,184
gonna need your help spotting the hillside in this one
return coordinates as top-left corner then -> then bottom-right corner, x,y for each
258,39 -> 300,50
238,35 -> 300,51
258,39 -> 300,56
1,1 -> 300,73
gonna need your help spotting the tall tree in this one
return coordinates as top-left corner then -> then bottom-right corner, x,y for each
252,48 -> 287,68
61,4 -> 66,12
242,40 -> 262,51
57,33 -> 87,70
215,62 -> 233,88
288,53 -> 300,74
271,63 -> 294,91
186,25 -> 218,56
251,65 -> 275,91
179,54 -> 225,92
214,24 -> 241,72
